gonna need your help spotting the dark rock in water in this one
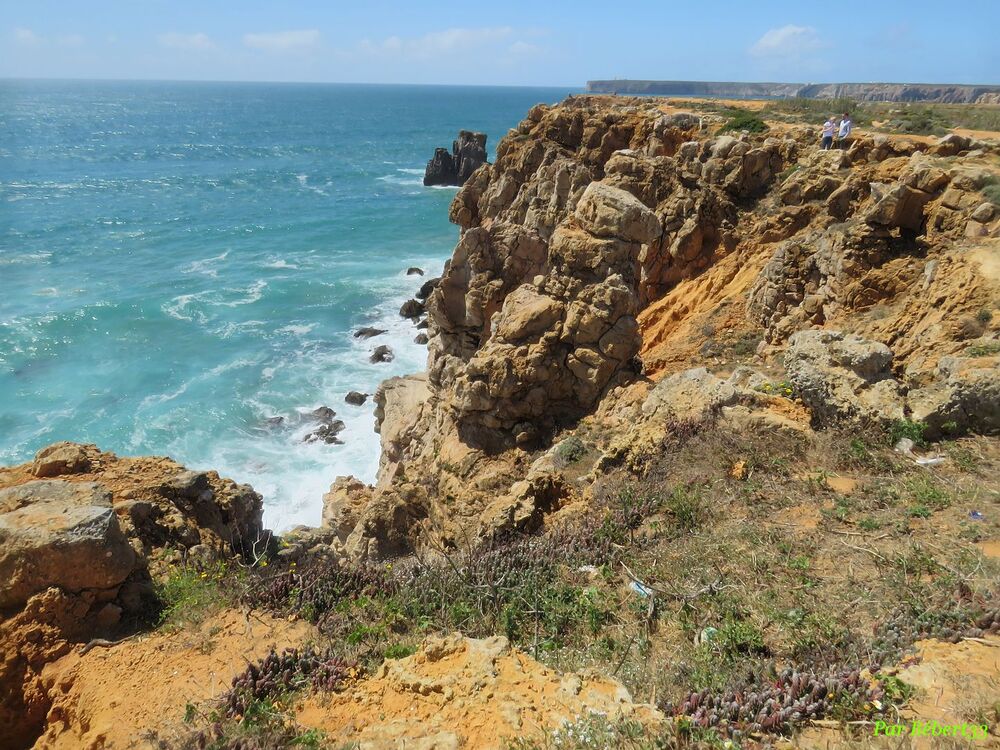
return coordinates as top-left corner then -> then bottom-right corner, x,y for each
414,333 -> 429,345
399,298 -> 425,319
265,416 -> 285,428
416,319 -> 429,330
304,419 -> 346,445
345,391 -> 368,406
354,327 -> 387,339
310,406 -> 337,423
417,277 -> 441,300
423,130 -> 488,187
370,345 -> 394,363
406,267 -> 424,276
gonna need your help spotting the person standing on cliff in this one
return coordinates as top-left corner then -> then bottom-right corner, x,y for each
821,116 -> 835,149
837,113 -> 853,149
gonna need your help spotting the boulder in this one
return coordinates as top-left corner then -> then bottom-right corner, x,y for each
406,267 -> 424,276
573,182 -> 662,244
305,420 -> 346,445
345,391 -> 368,406
399,298 -> 425,319
784,330 -> 906,426
423,131 -> 488,187
933,133 -> 971,156
417,276 -> 441,300
414,333 -> 429,345
354,327 -> 386,339
370,345 -> 394,363
30,442 -> 91,478
311,406 -> 337,423
971,202 -> 995,223
0,481 -> 137,609
865,183 -> 933,231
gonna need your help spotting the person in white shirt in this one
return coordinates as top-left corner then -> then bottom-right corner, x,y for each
821,117 -> 835,150
837,113 -> 853,149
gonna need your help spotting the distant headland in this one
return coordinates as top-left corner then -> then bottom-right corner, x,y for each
585,79 -> 1000,104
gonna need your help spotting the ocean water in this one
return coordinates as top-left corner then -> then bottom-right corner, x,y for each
0,80 -> 576,529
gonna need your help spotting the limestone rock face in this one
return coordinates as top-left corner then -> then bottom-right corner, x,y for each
0,481 -> 137,609
424,130 -> 488,187
785,330 -> 906,426
321,476 -> 373,540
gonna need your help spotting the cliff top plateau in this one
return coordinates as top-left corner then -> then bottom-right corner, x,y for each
586,80 -> 1000,104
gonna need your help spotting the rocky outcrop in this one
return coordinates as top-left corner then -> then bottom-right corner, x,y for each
909,352 -> 1000,437
1,443 -> 264,566
0,443 -> 267,747
784,331 -> 1000,435
324,95 -> 999,559
423,130 -> 489,187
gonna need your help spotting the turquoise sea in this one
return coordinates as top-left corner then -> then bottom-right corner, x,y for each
0,80 -> 576,528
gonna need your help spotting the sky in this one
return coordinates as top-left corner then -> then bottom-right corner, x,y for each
1,0 -> 998,87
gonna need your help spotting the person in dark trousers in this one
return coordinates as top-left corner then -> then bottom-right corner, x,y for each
837,113 -> 853,149
820,116 -> 835,150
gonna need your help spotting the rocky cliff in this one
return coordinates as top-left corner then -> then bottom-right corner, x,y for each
586,79 -> 1000,104
322,96 -> 1000,560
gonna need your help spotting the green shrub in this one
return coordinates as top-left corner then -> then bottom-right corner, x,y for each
983,183 -> 1000,207
888,419 -> 927,447
554,436 -> 586,466
967,341 -> 1000,357
719,111 -> 768,134
383,643 -> 416,660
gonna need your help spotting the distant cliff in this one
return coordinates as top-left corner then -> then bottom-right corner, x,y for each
586,80 -> 1000,104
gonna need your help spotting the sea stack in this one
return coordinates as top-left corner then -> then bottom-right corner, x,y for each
423,130 -> 488,186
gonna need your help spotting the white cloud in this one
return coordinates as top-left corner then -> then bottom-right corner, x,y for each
749,25 -> 823,59
243,29 -> 320,53
13,28 -> 40,45
12,28 -> 84,48
158,32 -> 215,51
355,27 -> 518,61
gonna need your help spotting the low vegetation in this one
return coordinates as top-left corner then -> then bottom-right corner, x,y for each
163,422 -> 999,748
718,110 -> 767,134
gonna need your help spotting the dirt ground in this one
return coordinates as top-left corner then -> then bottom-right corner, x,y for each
33,610 -> 314,749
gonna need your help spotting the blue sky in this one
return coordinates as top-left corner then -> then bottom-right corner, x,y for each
2,0 -> 997,86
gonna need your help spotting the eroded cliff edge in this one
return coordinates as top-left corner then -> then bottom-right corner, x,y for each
323,94 -> 1000,560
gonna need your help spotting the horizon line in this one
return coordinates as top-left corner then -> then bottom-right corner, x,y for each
0,75 -> 584,89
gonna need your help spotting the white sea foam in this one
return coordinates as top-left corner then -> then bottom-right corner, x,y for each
261,257 -> 298,270
215,279 -> 267,307
183,250 -> 229,278
276,323 -> 317,336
